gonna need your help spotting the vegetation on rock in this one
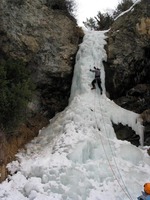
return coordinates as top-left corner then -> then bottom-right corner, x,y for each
47,0 -> 76,18
0,58 -> 34,132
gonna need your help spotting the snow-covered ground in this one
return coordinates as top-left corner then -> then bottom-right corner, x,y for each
114,0 -> 141,20
0,31 -> 149,200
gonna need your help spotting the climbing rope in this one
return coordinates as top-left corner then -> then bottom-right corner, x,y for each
93,87 -> 134,200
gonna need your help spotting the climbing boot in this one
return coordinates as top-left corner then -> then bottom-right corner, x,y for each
91,87 -> 96,90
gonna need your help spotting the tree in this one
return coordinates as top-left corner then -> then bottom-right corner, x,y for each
66,0 -> 76,16
83,17 -> 98,30
95,12 -> 114,30
83,0 -> 133,30
83,12 -> 114,31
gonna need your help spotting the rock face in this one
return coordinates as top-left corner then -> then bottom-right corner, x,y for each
0,0 -> 83,181
112,123 -> 140,147
104,0 -> 150,146
0,0 -> 82,118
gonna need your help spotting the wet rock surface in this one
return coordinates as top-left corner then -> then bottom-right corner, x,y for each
0,0 -> 83,181
105,1 -> 150,146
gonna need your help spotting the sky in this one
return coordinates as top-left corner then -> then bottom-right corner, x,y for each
75,0 -> 121,26
0,26 -> 149,200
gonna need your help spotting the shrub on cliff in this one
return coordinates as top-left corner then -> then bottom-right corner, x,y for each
113,0 -> 134,18
0,58 -> 34,132
47,0 -> 76,19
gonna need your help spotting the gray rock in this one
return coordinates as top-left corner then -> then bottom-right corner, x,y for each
0,0 -> 82,118
104,1 -> 150,146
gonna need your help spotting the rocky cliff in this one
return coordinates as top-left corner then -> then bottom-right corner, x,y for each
104,0 -> 150,146
0,0 -> 83,181
0,0 -> 83,118
1,0 -> 149,182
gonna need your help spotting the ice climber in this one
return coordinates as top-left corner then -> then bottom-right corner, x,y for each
137,183 -> 150,200
89,66 -> 102,94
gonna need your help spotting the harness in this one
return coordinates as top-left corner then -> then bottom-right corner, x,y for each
95,70 -> 100,78
95,76 -> 100,79
137,192 -> 150,200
